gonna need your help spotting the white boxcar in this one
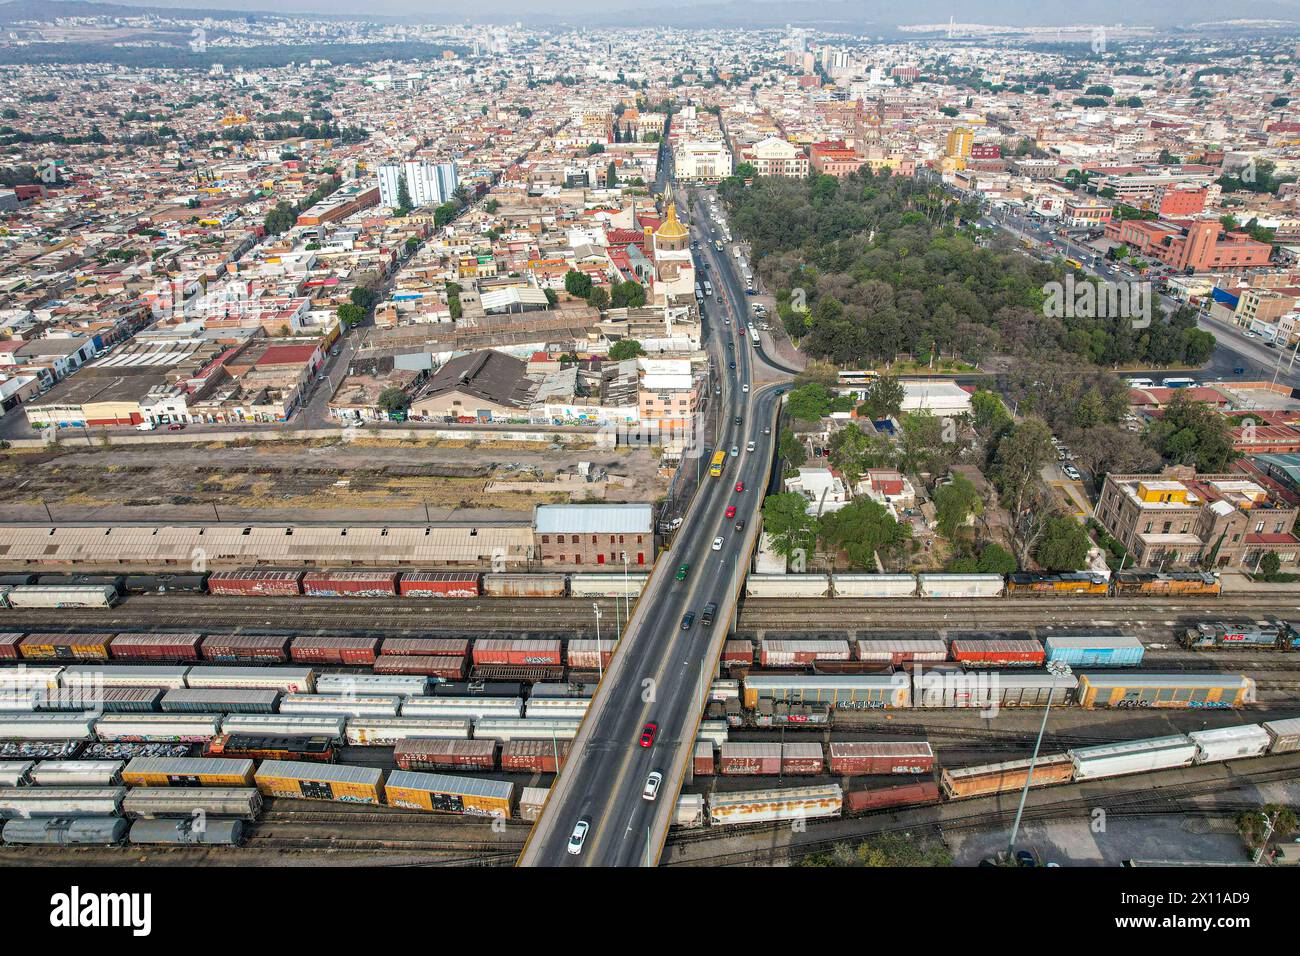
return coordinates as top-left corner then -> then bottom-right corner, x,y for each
0,713 -> 95,740
1263,716 -> 1300,754
279,694 -> 400,718
28,760 -> 124,786
522,697 -> 589,719
519,786 -> 549,822
93,713 -> 221,742
831,574 -> 918,598
0,761 -> 33,786
674,793 -> 706,828
0,786 -> 125,819
917,574 -> 1004,598
568,573 -> 649,598
0,666 -> 63,692
707,784 -> 842,826
5,585 -> 118,608
1069,735 -> 1198,780
745,574 -> 831,598
314,674 -> 428,697
472,717 -> 580,742
185,666 -> 314,693
61,665 -> 189,689
344,717 -> 471,746
219,714 -> 346,739
1189,725 -> 1271,764
122,787 -> 262,820
401,696 -> 523,720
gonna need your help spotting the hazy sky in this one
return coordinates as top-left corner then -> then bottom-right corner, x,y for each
32,0 -> 1300,27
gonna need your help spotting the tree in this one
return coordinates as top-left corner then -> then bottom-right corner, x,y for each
970,390 -> 1013,451
1035,516 -> 1091,571
337,303 -> 365,327
1149,391 -> 1235,472
608,339 -> 646,361
761,493 -> 818,562
993,417 -> 1056,565
933,474 -> 983,542
434,202 -> 458,228
898,409 -> 959,484
977,542 -> 1017,574
395,174 -> 412,215
1259,551 -> 1282,577
785,383 -> 832,423
377,387 -> 409,415
606,161 -> 618,187
801,832 -> 951,867
859,374 -> 905,420
778,429 -> 806,469
564,270 -> 593,299
587,286 -> 610,310
610,280 -> 646,309
818,499 -> 911,570
828,425 -> 894,486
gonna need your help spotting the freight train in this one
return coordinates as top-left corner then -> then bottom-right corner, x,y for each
1183,621 -> 1300,651
0,568 -> 1223,609
4,716 -> 1298,848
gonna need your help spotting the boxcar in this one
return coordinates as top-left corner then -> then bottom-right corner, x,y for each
855,635 -> 947,665
741,674 -> 910,710
289,635 -> 380,666
1189,725 -> 1271,764
1263,716 -> 1300,754
1076,673 -> 1255,709
254,760 -> 384,804
122,787 -> 262,820
0,633 -> 24,660
384,770 -> 512,817
160,689 -> 280,714
393,738 -> 497,772
343,717 -> 471,746
758,640 -> 852,667
219,714 -> 345,740
481,573 -> 566,598
844,781 -> 940,814
279,693 -> 401,719
122,755 -> 256,787
39,687 -> 164,713
917,574 -> 1004,599
302,570 -> 399,598
185,666 -> 314,693
0,786 -> 126,819
912,670 -> 1077,708
379,637 -> 469,657
828,741 -> 934,775
108,633 -> 203,662
472,639 -> 562,667
122,573 -> 209,595
374,655 -> 465,679
0,713 -> 95,741
207,569 -> 303,597
200,634 -> 291,664
500,738 -> 571,773
940,753 -> 1074,799
949,636 -> 1045,667
61,664 -> 189,689
472,718 -> 581,743
720,742 -> 782,775
706,784 -> 842,826
398,572 -> 481,598
1042,631 -> 1144,668
94,713 -> 222,742
27,760 -> 124,786
18,633 -> 112,661
401,696 -> 523,720
315,673 -> 429,697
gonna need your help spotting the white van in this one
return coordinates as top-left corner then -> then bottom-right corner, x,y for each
136,421 -> 156,431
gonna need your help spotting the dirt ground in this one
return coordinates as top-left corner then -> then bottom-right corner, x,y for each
0,438 -> 669,524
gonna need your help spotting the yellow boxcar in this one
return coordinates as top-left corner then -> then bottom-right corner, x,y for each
384,770 -> 512,818
1078,674 -> 1254,710
254,760 -> 383,804
122,756 -> 255,787
18,635 -> 111,661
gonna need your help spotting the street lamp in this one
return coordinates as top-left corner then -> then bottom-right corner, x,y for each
592,602 -> 603,682
1008,660 -> 1072,859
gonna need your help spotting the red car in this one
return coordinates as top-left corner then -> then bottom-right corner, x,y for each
734,481 -> 745,493
738,327 -> 745,336
725,505 -> 736,518
639,723 -> 658,748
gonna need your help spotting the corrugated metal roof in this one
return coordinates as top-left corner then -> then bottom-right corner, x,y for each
0,525 -> 533,566
533,503 -> 653,535
1081,673 -> 1249,688
255,760 -> 383,785
124,756 -> 254,777
386,769 -> 512,800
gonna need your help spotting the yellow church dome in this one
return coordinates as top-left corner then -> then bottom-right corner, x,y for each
655,202 -> 689,243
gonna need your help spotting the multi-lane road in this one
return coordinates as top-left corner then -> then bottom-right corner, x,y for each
518,188 -> 794,866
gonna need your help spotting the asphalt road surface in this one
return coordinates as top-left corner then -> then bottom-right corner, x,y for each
518,189 -> 794,866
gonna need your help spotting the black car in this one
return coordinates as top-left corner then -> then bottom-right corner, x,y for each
680,612 -> 695,630
728,361 -> 736,369
734,519 -> 745,532
700,602 -> 717,627
734,416 -> 742,425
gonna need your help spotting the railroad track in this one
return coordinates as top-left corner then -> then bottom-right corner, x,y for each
665,763 -> 1299,866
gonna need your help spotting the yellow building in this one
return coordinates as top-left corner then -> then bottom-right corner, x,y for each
946,127 -> 973,160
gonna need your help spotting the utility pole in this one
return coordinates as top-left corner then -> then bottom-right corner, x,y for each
1008,661 -> 1072,860
592,603 -> 603,682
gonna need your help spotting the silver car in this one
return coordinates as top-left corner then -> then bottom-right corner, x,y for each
567,819 -> 590,855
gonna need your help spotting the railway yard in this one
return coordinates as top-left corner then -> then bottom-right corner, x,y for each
1,588 -> 1299,867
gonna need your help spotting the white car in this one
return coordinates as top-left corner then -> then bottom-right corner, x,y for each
746,441 -> 755,452
1062,465 -> 1082,481
742,384 -> 750,393
730,446 -> 738,457
642,771 -> 663,801
712,536 -> 724,551
567,820 -> 589,855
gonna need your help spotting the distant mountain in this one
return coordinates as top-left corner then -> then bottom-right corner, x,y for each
0,0 -> 405,24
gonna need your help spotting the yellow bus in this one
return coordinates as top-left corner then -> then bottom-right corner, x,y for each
1064,257 -> 1083,270
708,450 -> 727,478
